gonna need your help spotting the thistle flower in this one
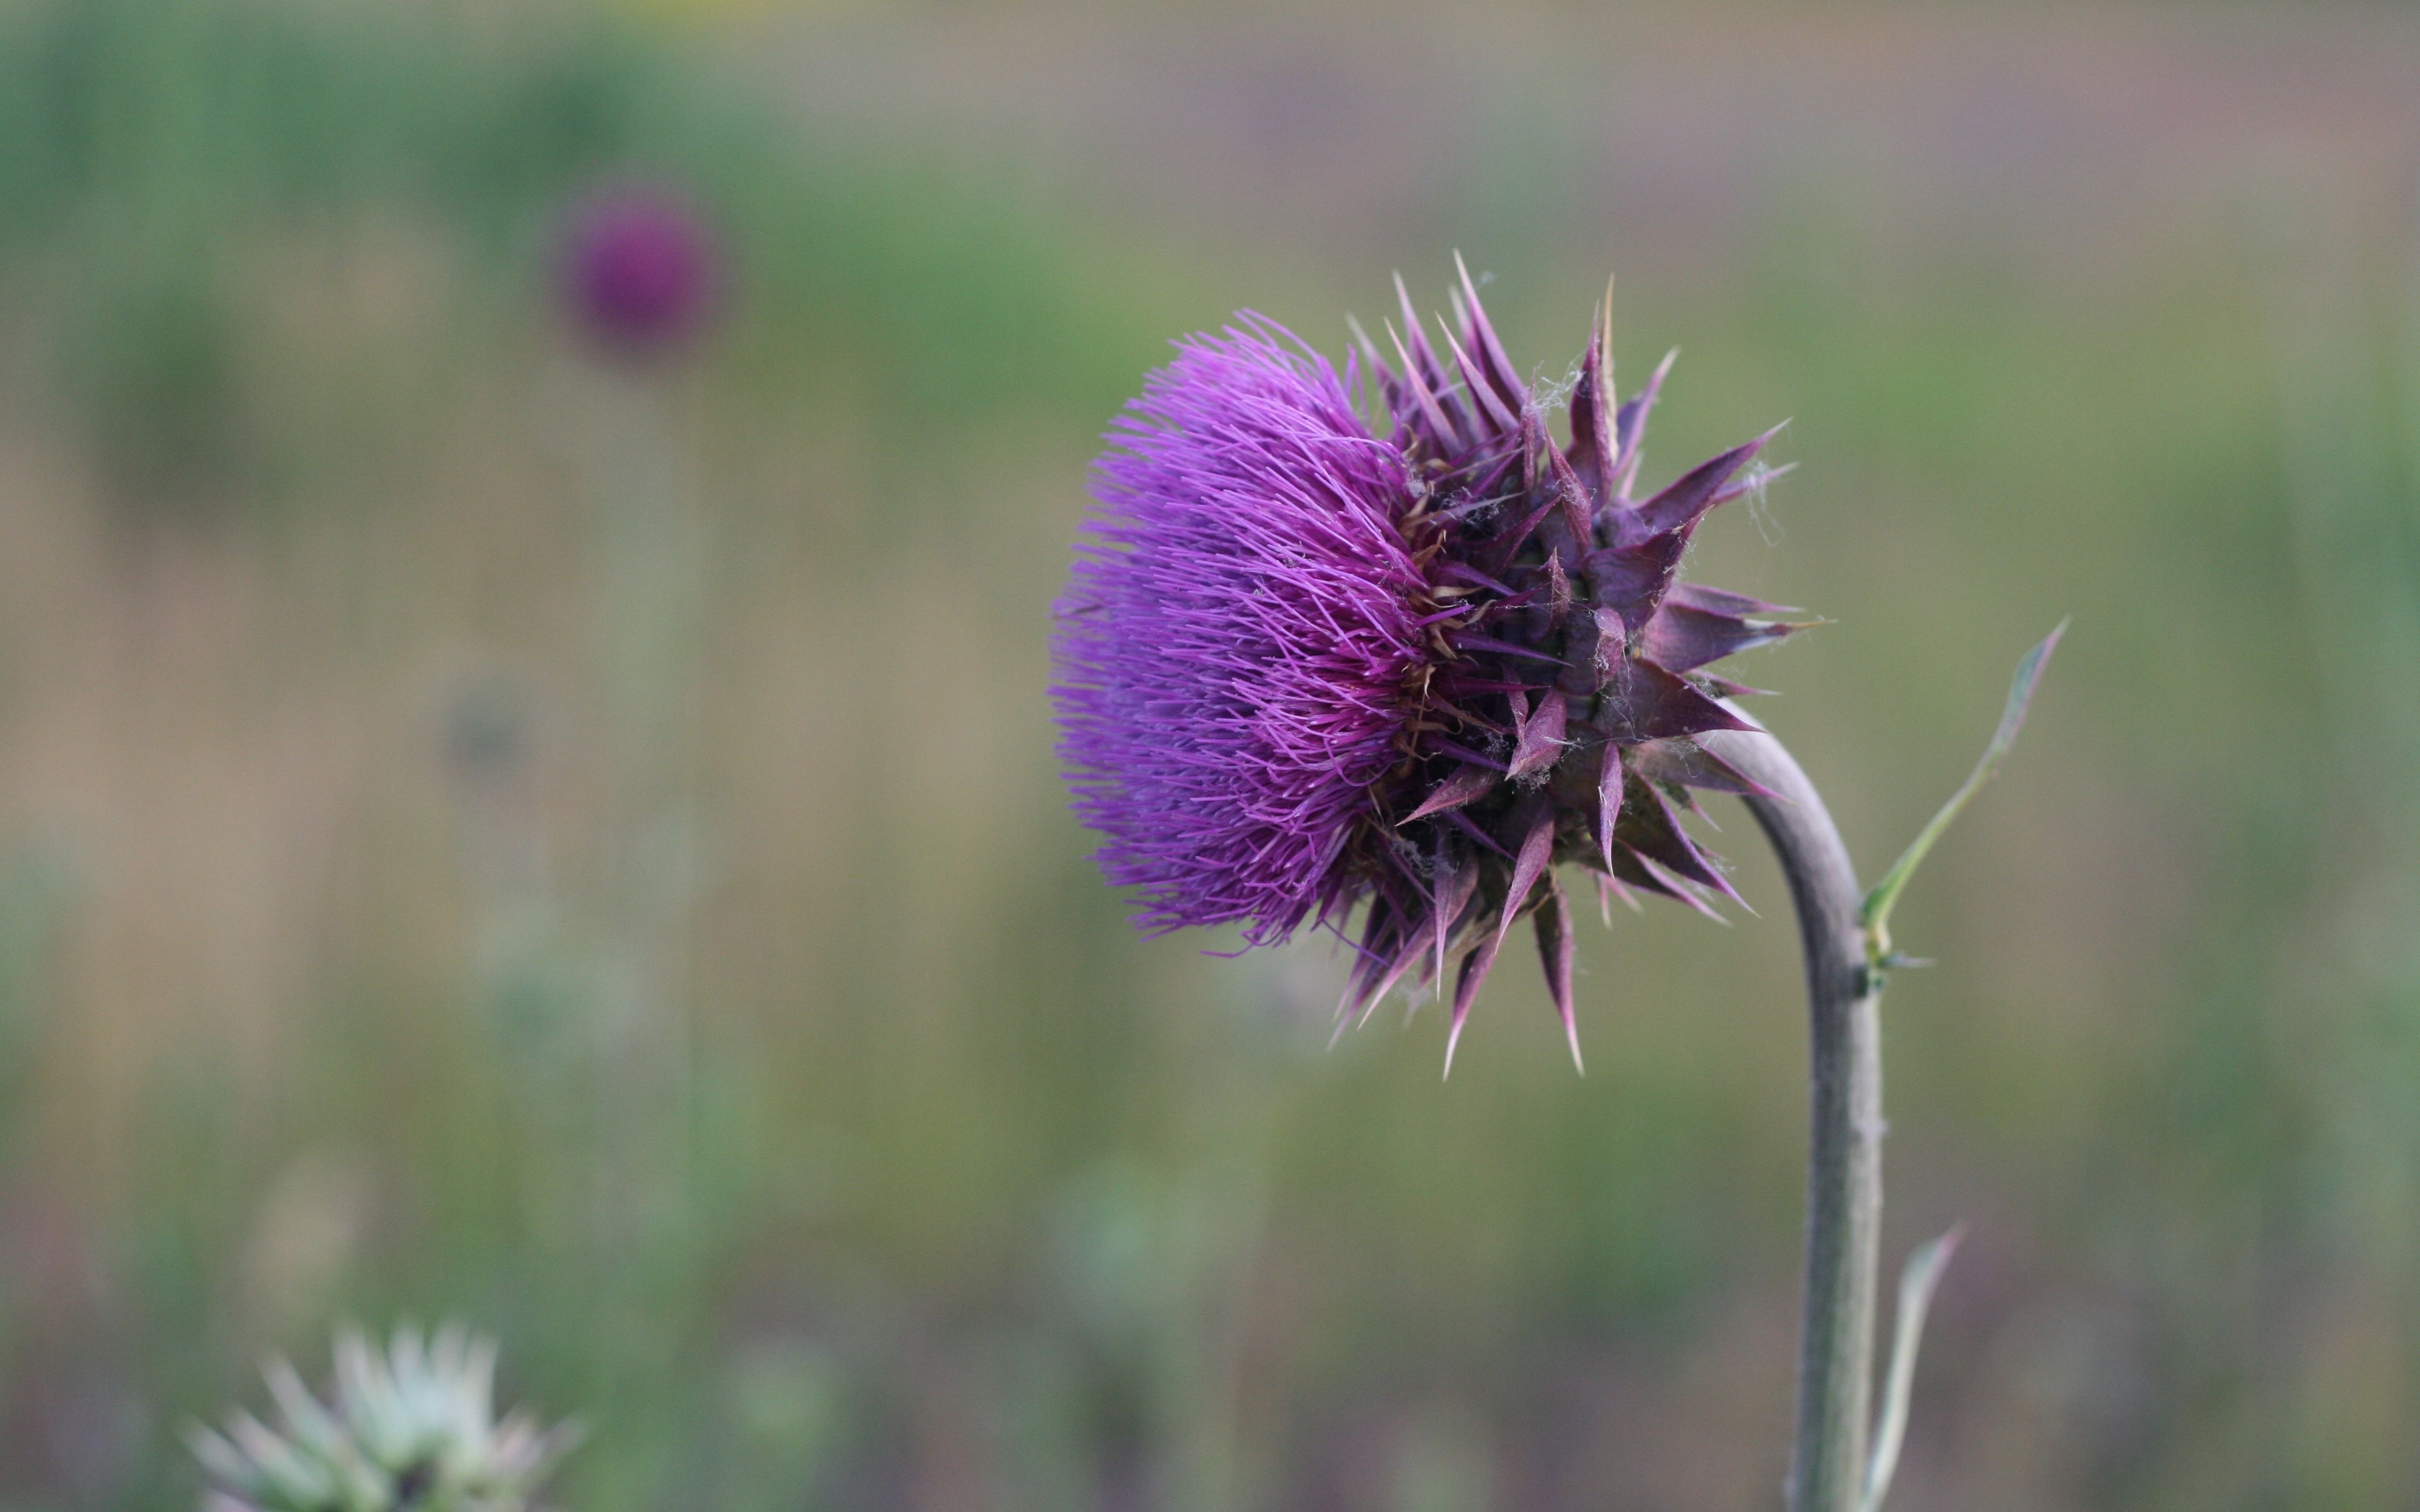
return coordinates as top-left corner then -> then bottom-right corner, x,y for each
1053,261 -> 1803,1069
189,1324 -> 579,1512
559,183 -> 719,357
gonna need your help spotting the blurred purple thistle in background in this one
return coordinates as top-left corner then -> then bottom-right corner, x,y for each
1052,260 -> 1799,1072
559,182 -> 720,358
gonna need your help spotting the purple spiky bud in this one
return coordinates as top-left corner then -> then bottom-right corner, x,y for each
559,182 -> 719,357
1052,266 -> 1808,1070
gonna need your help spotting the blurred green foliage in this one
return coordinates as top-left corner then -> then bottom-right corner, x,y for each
0,0 -> 1141,525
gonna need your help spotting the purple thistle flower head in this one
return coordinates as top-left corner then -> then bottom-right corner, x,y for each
559,181 -> 719,357
1054,261 -> 1804,1070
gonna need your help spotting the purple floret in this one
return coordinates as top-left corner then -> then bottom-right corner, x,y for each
1053,319 -> 1430,942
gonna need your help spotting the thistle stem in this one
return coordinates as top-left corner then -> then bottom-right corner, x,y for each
1704,728 -> 1882,1512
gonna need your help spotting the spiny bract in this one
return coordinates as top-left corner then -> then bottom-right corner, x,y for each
1053,261 -> 1804,1070
189,1324 -> 579,1512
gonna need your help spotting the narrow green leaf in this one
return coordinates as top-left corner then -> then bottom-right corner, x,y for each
1860,620 -> 2067,963
1860,1227 -> 1962,1512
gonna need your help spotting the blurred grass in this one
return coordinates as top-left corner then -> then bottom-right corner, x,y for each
0,0 -> 1148,530
0,1 -> 2416,1509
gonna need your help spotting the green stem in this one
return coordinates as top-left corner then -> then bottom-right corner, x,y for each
1705,728 -> 1882,1512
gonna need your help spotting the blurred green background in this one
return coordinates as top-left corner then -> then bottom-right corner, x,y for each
1,1 -> 2417,1507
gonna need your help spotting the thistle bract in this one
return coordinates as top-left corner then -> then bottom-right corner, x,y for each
190,1325 -> 579,1512
1054,263 -> 1802,1068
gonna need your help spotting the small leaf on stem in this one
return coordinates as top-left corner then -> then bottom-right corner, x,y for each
1861,1227 -> 1962,1512
1859,621 -> 2066,966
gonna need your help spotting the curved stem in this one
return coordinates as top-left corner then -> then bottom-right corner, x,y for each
1702,728 -> 1882,1512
